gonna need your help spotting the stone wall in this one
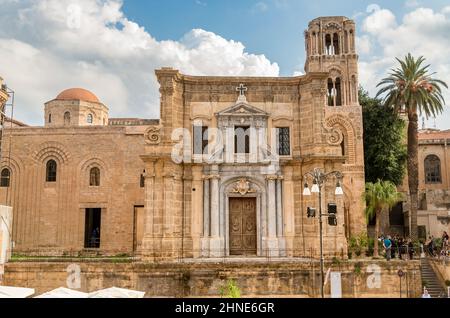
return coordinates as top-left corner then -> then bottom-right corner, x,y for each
430,258 -> 450,283
3,260 -> 421,298
0,126 -> 147,255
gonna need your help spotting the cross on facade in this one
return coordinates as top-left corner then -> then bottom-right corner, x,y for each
236,83 -> 248,97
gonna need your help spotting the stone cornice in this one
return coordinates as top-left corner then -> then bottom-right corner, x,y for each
176,72 -> 327,87
140,154 -> 173,162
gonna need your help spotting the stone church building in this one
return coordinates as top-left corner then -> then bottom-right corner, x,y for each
0,16 -> 365,261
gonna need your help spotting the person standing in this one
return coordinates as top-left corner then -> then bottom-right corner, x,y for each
391,236 -> 398,259
408,239 -> 414,260
398,237 -> 404,260
427,236 -> 434,257
422,288 -> 431,298
443,231 -> 449,247
383,236 -> 392,261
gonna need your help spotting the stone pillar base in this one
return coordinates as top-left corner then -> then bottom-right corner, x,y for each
277,238 -> 287,257
209,237 -> 225,257
201,237 -> 210,257
140,236 -> 184,261
262,237 -> 280,257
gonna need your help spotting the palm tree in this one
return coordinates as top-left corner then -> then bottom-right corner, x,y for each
365,180 -> 402,257
376,53 -> 448,240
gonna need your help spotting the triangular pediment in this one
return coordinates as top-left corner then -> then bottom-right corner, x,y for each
216,102 -> 268,117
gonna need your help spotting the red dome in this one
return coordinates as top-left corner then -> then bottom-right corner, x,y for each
56,88 -> 100,103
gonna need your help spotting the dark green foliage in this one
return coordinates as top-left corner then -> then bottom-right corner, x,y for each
361,88 -> 407,186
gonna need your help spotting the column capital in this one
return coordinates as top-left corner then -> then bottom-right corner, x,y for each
265,175 -> 279,181
202,174 -> 221,180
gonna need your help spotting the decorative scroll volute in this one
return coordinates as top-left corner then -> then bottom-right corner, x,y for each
145,126 -> 162,145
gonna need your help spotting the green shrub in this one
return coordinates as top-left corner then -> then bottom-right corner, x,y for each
354,262 -> 362,275
332,257 -> 341,266
220,280 -> 241,298
349,233 -> 369,257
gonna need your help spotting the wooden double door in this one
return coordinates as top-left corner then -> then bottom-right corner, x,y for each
229,198 -> 257,256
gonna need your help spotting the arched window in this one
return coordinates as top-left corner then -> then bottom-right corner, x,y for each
341,138 -> 346,157
351,75 -> 357,103
344,30 -> 348,53
87,114 -> 93,124
333,33 -> 340,55
140,173 -> 145,188
335,77 -> 342,106
425,155 -> 442,184
64,112 -> 71,125
1,168 -> 10,187
349,30 -> 354,52
48,113 -> 52,124
46,160 -> 57,182
327,78 -> 342,107
327,78 -> 335,106
325,34 -> 333,55
89,167 -> 100,187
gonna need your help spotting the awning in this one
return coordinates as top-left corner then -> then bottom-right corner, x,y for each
0,286 -> 35,298
88,287 -> 145,298
35,287 -> 88,298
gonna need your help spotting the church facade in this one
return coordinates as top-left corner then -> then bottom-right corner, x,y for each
0,16 -> 366,260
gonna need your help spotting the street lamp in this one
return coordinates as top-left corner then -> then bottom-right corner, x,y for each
303,168 -> 344,298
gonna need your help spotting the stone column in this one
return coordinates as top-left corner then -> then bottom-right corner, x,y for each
267,176 -> 277,237
201,176 -> 210,257
210,175 -> 220,237
209,165 -> 223,257
140,158 -> 162,260
203,178 -> 210,237
276,177 -> 287,256
264,175 -> 279,257
276,177 -> 283,236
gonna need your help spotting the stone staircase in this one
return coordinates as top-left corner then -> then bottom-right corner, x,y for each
421,258 -> 446,298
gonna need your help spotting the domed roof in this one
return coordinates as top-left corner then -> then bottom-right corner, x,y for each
56,88 -> 100,103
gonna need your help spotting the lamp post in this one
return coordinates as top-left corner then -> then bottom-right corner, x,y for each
303,168 -> 344,298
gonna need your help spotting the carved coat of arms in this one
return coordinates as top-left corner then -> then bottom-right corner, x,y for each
231,179 -> 257,196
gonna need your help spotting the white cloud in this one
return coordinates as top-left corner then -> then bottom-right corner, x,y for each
359,6 -> 450,129
0,0 -> 279,125
362,9 -> 397,34
356,35 -> 372,55
253,2 -> 268,13
195,0 -> 207,7
405,0 -> 420,8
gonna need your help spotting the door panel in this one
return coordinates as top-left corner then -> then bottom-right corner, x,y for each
229,198 -> 256,256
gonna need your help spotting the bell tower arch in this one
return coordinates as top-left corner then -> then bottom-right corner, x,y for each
305,16 -> 359,107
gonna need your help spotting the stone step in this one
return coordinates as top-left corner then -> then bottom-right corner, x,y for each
420,258 -> 446,298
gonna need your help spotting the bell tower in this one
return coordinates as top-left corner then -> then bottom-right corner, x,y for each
305,16 -> 359,106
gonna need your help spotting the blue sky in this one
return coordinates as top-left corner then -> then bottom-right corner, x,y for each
121,0 -> 450,76
0,0 -> 449,128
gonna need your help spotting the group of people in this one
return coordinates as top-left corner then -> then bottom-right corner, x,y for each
381,235 -> 415,261
380,231 -> 450,261
425,231 -> 449,258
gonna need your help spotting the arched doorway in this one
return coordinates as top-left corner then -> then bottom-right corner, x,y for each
229,197 -> 257,256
